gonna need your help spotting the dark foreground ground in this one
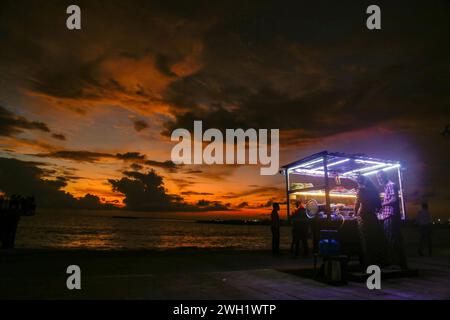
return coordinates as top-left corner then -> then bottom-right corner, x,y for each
1,246 -> 450,299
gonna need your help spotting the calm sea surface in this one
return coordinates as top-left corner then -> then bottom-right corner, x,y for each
14,210 -> 292,250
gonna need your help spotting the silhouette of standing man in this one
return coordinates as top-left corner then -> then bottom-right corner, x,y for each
290,200 -> 309,257
0,195 -> 21,248
271,203 -> 281,255
416,202 -> 433,256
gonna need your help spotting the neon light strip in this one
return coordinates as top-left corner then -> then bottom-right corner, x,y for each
293,158 -> 400,178
293,191 -> 357,198
342,163 -> 388,176
290,157 -> 324,171
362,164 -> 400,176
310,158 -> 350,171
354,159 -> 386,165
294,168 -> 325,176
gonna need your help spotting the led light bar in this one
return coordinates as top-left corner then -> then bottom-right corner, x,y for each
363,164 -> 401,176
293,191 -> 357,198
310,158 -> 350,171
294,168 -> 325,176
290,157 -> 324,171
341,163 -> 389,176
290,157 -> 401,179
354,159 -> 386,165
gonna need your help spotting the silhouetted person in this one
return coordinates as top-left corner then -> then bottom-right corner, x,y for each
354,175 -> 387,268
0,195 -> 21,248
416,202 -> 432,256
290,200 -> 309,257
0,195 -> 35,249
377,171 -> 408,270
270,203 -> 281,255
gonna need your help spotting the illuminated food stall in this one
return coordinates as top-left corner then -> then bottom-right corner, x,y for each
281,151 -> 406,258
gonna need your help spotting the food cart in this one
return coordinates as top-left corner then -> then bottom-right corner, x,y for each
280,151 -> 406,260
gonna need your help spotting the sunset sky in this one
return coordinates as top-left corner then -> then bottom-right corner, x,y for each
0,0 -> 449,217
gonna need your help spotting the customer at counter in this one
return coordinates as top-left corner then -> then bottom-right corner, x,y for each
377,171 -> 408,270
354,175 -> 387,268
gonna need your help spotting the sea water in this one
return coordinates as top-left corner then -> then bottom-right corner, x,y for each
14,209 -> 292,250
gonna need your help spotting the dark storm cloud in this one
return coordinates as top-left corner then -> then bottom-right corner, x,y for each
223,186 -> 281,199
161,0 -> 450,142
181,191 -> 213,196
0,0 -> 213,113
131,119 -> 149,132
51,133 -> 66,141
195,199 -> 229,211
34,150 -> 113,162
33,150 -> 144,163
235,199 -> 277,209
0,105 -> 50,136
109,169 -> 229,211
3,0 -> 448,136
109,170 -> 176,211
236,201 -> 248,209
57,174 -> 83,182
164,62 -> 449,143
33,150 -> 178,170
116,153 -> 179,171
185,169 -> 203,174
171,177 -> 196,189
0,156 -> 226,211
181,165 -> 238,181
0,105 -> 68,141
130,163 -> 144,171
116,152 -> 146,161
2,1 -> 449,120
0,157 -> 111,209
155,54 -> 178,77
144,159 -> 177,170
260,199 -> 275,208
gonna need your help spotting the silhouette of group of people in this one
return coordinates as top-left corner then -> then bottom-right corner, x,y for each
269,171 -> 434,271
0,195 -> 35,248
0,195 -> 35,212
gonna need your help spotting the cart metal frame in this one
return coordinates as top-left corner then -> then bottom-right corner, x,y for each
280,151 -> 406,221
